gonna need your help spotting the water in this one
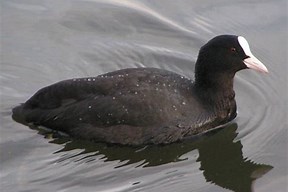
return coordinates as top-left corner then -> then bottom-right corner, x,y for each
1,0 -> 287,192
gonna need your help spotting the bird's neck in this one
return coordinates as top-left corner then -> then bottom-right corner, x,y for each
194,72 -> 237,121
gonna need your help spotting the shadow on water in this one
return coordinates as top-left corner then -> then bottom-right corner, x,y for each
23,122 -> 273,192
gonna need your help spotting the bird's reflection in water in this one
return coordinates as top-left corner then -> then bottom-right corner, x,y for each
194,124 -> 272,192
35,123 -> 272,192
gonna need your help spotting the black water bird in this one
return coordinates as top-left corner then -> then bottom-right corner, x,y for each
12,35 -> 268,145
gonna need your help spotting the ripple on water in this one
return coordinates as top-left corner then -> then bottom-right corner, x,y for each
2,0 -> 286,191
235,73 -> 285,160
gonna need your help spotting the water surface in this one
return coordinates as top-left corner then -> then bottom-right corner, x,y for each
1,0 -> 287,192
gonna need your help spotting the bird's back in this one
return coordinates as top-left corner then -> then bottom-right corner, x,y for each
13,68 -> 213,144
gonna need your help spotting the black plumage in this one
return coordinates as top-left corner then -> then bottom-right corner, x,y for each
12,35 -> 268,145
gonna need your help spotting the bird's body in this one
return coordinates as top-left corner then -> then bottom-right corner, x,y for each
12,35 -> 268,145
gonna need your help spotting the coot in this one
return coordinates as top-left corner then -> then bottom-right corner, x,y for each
12,35 -> 268,145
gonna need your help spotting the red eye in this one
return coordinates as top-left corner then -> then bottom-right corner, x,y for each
230,47 -> 236,53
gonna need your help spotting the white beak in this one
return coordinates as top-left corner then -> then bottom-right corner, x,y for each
238,36 -> 268,73
244,55 -> 268,73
